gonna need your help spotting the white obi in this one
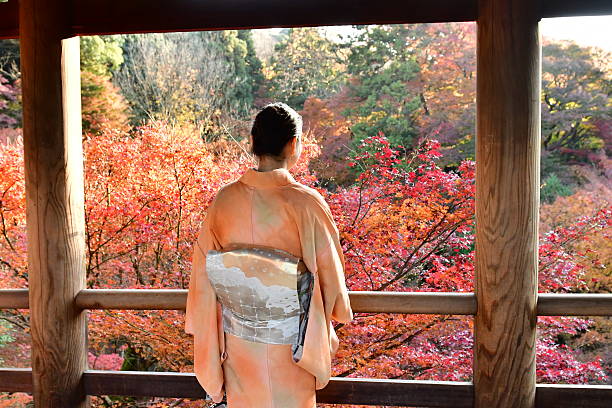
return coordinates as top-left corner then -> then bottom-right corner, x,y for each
206,246 -> 314,362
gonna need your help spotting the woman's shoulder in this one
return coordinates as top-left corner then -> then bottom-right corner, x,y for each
284,181 -> 332,216
208,178 -> 332,218
205,180 -> 241,209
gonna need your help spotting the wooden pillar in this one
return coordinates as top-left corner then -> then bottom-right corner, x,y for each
20,0 -> 89,406
474,0 -> 541,407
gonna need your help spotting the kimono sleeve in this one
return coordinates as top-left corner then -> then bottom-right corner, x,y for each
301,194 -> 354,324
184,204 -> 225,403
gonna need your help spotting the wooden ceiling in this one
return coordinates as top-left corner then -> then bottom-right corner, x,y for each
1,0 -> 611,39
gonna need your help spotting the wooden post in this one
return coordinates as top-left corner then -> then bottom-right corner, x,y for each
474,0 -> 541,407
20,0 -> 89,406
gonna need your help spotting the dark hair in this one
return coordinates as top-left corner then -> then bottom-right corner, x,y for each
251,102 -> 302,158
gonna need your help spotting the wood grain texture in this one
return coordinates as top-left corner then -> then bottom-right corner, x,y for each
474,0 -> 541,407
0,368 -> 32,393
4,368 -> 612,406
347,291 -> 476,314
20,0 -> 89,406
5,289 -> 610,316
75,289 -> 188,310
537,293 -> 612,316
535,384 -> 612,408
2,0 -> 612,39
0,0 -> 18,39
74,289 -> 478,314
0,288 -> 29,309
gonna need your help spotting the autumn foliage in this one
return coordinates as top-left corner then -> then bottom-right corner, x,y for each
1,121 -> 609,408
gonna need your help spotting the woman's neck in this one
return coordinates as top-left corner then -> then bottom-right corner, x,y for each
256,156 -> 289,172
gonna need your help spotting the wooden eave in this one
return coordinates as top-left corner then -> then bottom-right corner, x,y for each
1,0 -> 612,39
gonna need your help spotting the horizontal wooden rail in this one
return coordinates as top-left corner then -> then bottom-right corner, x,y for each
348,291 -> 476,314
2,0 -> 612,39
535,384 -> 612,408
0,368 -> 31,393
75,288 -> 186,310
1,289 -> 612,315
537,293 -> 612,316
1,368 -> 611,407
0,288 -> 29,309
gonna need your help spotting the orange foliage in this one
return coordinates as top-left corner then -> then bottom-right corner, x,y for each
540,182 -> 612,293
301,93 -> 357,186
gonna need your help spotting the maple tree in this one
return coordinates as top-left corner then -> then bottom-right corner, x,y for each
300,95 -> 356,186
1,123 -> 609,408
81,71 -> 130,134
322,135 -> 609,408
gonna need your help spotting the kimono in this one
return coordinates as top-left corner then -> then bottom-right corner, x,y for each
185,167 -> 354,407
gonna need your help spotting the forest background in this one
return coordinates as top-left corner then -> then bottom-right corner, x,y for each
0,22 -> 611,408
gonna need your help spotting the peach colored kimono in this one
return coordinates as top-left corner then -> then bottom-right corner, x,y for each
185,167 -> 354,407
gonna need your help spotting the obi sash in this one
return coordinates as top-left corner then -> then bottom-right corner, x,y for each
206,246 -> 314,362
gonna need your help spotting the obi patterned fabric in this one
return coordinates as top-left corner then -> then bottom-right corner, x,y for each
206,246 -> 314,362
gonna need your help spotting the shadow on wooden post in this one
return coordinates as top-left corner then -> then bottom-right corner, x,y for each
20,0 -> 89,406
474,0 -> 541,407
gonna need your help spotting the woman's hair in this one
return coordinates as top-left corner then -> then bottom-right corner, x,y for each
251,102 -> 302,158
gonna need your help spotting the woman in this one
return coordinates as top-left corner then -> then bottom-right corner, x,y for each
185,102 -> 354,407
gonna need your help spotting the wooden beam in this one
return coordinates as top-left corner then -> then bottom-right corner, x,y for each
82,370 -> 208,399
71,290 -> 612,316
75,289 -> 187,310
0,0 -> 475,39
83,370 -> 475,406
70,0 -> 476,36
2,0 -> 612,39
535,384 -> 612,408
348,291 -> 476,314
537,293 -> 612,316
317,377 -> 474,407
4,368 -> 611,407
0,0 -> 18,39
0,368 -> 32,393
474,0 -> 541,407
73,289 -> 478,314
540,0 -> 612,18
0,288 -> 29,309
20,0 -> 89,405
4,289 -> 611,316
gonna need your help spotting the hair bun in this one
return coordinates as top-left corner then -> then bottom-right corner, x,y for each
251,102 -> 302,158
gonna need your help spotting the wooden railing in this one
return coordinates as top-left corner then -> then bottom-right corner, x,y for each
3,289 -> 612,316
1,289 -> 611,406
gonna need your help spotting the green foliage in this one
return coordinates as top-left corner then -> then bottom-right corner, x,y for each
343,25 -> 422,149
0,320 -> 15,365
541,173 -> 573,204
541,150 -> 570,180
541,41 -> 611,155
0,39 -> 19,75
222,30 -> 264,115
267,28 -> 347,109
80,35 -> 125,77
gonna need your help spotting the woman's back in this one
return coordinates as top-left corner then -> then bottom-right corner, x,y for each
210,167 -> 305,259
185,103 -> 353,407
187,168 -> 353,407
